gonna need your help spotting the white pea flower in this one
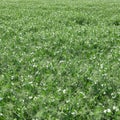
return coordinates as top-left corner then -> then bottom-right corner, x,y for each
11,76 -> 14,80
100,64 -> 103,69
66,99 -> 70,103
71,112 -> 76,115
29,96 -> 33,99
104,110 -> 107,113
0,98 -> 3,101
57,88 -> 61,92
107,109 -> 111,113
104,109 -> 111,113
63,89 -> 66,94
33,64 -> 37,68
0,113 -> 3,116
28,81 -> 33,84
113,106 -> 119,112
103,92 -> 106,95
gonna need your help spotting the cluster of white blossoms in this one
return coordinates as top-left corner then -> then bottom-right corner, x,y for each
104,109 -> 111,113
104,106 -> 119,113
113,106 -> 119,112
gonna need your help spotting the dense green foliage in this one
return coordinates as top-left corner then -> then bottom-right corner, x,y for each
0,0 -> 120,119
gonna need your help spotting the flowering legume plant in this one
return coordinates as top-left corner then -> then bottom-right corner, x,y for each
0,0 -> 120,119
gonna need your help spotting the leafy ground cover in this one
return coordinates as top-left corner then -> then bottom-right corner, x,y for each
0,0 -> 120,119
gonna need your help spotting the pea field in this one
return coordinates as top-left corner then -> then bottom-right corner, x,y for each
0,0 -> 120,119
